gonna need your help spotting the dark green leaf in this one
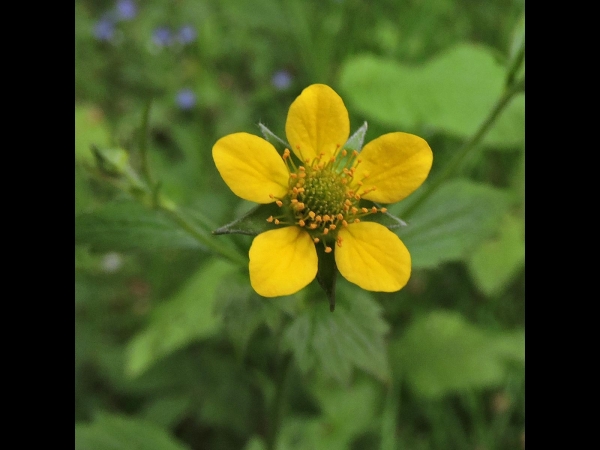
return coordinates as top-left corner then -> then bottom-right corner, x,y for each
75,412 -> 190,450
75,201 -> 204,252
283,285 -> 390,384
390,311 -> 524,398
395,179 -> 510,268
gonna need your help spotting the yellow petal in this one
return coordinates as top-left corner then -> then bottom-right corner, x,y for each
249,226 -> 318,297
354,132 -> 433,204
285,84 -> 350,163
212,132 -> 289,203
335,222 -> 411,292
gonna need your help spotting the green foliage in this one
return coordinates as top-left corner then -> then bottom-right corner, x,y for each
75,412 -> 190,450
468,214 -> 525,296
126,259 -> 236,377
76,201 -> 205,252
283,285 -> 390,384
391,311 -> 524,398
396,179 -> 511,268
339,44 -> 524,149
75,0 -> 524,448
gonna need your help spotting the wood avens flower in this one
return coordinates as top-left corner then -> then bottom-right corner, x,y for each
213,84 -> 432,298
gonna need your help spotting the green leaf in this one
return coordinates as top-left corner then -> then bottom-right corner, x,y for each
125,259 -> 235,377
467,214 -> 525,296
395,179 -> 510,268
339,44 -> 524,148
213,202 -> 284,236
75,412 -> 190,450
283,284 -> 390,384
390,311 -> 524,399
75,201 -> 205,252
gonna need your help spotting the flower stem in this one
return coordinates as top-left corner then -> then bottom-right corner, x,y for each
266,353 -> 293,450
402,77 -> 525,220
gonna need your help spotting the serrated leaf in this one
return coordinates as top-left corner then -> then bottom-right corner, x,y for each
339,44 -> 524,149
213,202 -> 284,236
395,179 -> 510,268
283,285 -> 390,384
390,311 -> 524,398
126,259 -> 235,377
75,412 -> 190,450
75,201 -> 205,252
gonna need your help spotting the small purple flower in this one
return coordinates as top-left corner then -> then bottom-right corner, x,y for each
116,0 -> 137,20
94,17 -> 115,41
178,25 -> 197,44
152,27 -> 172,47
271,70 -> 293,90
176,89 -> 196,110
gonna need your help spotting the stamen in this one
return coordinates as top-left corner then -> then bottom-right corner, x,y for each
381,207 -> 387,213
313,238 -> 320,243
276,200 -> 283,207
298,219 -> 305,227
266,216 -> 274,222
274,219 -> 280,225
324,246 -> 332,253
342,220 -> 348,227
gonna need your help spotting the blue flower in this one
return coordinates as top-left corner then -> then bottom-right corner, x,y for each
152,27 -> 172,47
94,17 -> 115,41
116,0 -> 137,20
176,89 -> 196,110
271,70 -> 293,90
178,25 -> 197,44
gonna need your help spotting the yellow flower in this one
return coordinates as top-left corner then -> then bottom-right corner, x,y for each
213,84 -> 432,297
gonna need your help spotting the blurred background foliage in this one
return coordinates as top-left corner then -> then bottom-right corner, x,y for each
75,0 -> 525,449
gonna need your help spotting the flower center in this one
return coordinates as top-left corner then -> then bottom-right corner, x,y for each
267,146 -> 386,253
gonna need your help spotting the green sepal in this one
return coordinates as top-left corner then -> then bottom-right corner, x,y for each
359,200 -> 407,229
315,243 -> 338,312
213,203 -> 284,236
91,145 -> 131,177
344,121 -> 368,151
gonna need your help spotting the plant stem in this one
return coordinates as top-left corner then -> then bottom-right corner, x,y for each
266,353 -> 293,450
160,204 -> 248,268
402,77 -> 525,220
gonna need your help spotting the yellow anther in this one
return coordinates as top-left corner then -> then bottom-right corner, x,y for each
298,219 -> 305,227
292,187 -> 298,194
336,237 -> 343,247
352,150 -> 359,157
313,238 -> 320,243
299,166 -> 306,171
381,207 -> 387,213
329,224 -> 336,230
344,199 -> 352,206
342,149 -> 347,156
309,223 -> 318,229
276,200 -> 283,207
296,202 -> 305,210
323,215 -> 331,222
336,213 -> 344,221
291,199 -> 298,204
274,219 -> 280,225
371,206 -> 378,213
315,215 -> 322,222
354,218 -> 360,223
297,187 -> 305,193
354,194 -> 361,200
290,173 -> 297,178
269,194 -> 274,198
266,216 -> 274,222
342,220 -> 348,227
361,207 -> 368,213
323,228 -> 329,235
324,246 -> 332,253
351,207 -> 358,214
308,211 -> 316,219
